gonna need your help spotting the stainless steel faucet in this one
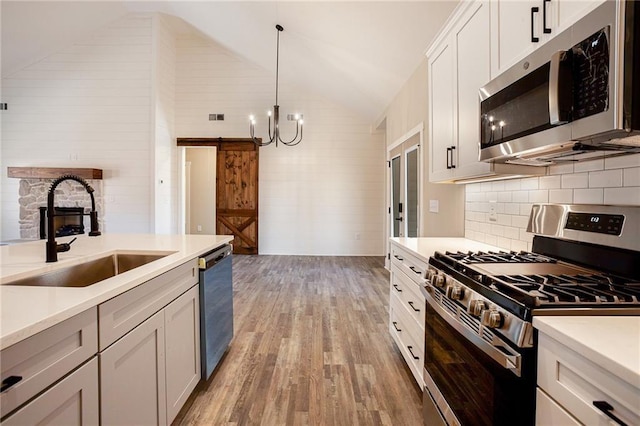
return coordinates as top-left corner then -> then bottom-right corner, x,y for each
46,175 -> 101,262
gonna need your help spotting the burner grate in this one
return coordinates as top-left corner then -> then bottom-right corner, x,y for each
444,250 -> 556,264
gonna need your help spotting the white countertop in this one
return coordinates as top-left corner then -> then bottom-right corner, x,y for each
0,233 -> 233,350
390,237 -> 502,264
534,316 -> 640,388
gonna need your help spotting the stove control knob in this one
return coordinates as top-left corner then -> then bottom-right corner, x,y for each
468,300 -> 487,317
481,309 -> 504,329
446,285 -> 465,301
432,274 -> 445,288
425,269 -> 435,281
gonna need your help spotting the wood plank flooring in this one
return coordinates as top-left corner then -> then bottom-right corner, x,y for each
174,255 -> 423,426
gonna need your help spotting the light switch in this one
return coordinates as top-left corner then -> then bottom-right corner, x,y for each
429,200 -> 439,213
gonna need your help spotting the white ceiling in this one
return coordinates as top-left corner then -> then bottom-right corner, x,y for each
1,1 -> 459,122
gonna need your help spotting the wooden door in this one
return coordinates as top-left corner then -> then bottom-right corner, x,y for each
216,142 -> 259,254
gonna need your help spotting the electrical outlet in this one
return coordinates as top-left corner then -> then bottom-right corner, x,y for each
489,202 -> 497,222
429,199 -> 439,213
197,225 -> 202,232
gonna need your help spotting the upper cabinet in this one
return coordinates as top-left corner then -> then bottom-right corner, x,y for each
490,0 -> 606,78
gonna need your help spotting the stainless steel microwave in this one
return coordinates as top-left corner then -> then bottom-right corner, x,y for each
479,0 -> 640,165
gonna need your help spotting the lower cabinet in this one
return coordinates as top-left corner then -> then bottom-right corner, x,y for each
2,358 -> 99,426
100,284 -> 200,426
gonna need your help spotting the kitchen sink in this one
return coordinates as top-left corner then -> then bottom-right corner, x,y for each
2,252 -> 174,287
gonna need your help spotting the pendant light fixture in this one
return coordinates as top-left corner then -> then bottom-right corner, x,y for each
249,24 -> 303,147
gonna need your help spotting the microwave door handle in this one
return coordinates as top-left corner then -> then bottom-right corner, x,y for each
549,50 -> 569,125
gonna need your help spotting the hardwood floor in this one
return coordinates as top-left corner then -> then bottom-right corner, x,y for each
174,255 -> 423,426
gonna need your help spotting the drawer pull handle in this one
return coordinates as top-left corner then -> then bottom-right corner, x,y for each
408,301 -> 420,312
394,255 -> 403,261
593,401 -> 628,426
407,346 -> 419,360
1,375 -> 22,392
393,284 -> 403,292
392,321 -> 402,332
409,266 -> 421,274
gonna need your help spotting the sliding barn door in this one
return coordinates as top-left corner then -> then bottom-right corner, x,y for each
216,142 -> 259,254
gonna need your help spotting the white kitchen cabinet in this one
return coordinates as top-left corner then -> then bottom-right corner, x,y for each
490,0 -> 606,78
0,307 -> 98,419
389,242 -> 428,388
165,284 -> 201,424
99,258 -> 201,426
536,331 -> 640,426
428,0 -> 508,182
2,358 -> 99,426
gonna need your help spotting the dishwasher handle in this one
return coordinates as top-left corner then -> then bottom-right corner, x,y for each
198,244 -> 232,270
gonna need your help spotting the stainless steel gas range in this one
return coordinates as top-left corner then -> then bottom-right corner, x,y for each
421,204 -> 640,426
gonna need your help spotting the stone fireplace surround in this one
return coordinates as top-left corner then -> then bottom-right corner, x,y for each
8,168 -> 104,240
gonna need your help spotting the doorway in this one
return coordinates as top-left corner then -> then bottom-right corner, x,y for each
386,124 -> 423,265
179,138 -> 259,255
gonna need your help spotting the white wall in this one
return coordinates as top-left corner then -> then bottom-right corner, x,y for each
464,154 -> 640,251
185,147 -> 216,235
153,14 -> 178,234
175,32 -> 385,255
1,14 -> 154,240
383,57 -> 465,238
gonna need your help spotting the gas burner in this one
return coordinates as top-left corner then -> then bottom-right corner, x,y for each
444,250 -> 556,264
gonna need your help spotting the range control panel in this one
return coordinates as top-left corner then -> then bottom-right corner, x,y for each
565,212 -> 624,235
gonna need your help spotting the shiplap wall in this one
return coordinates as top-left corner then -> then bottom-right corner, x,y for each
1,14 -> 155,239
153,14 -> 178,234
464,154 -> 640,252
175,32 -> 385,255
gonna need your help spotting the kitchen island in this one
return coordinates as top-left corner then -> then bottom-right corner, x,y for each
0,233 -> 233,424
0,233 -> 233,350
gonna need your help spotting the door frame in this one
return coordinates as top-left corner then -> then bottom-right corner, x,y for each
386,123 -> 424,268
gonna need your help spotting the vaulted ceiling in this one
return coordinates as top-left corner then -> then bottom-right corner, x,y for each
1,1 -> 459,122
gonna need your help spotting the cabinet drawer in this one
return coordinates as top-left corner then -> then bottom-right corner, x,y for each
99,258 -> 198,350
538,333 -> 640,426
0,307 -> 98,418
535,388 -> 581,426
391,245 -> 427,286
2,358 -> 99,426
390,295 -> 424,387
390,267 -> 426,329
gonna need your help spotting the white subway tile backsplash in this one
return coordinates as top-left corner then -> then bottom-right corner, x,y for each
504,179 -> 521,191
549,189 -> 573,203
485,234 -> 498,246
504,203 -> 520,215
519,229 -> 534,243
604,187 -> 640,205
512,215 -> 529,228
589,169 -> 622,188
492,181 -> 505,191
481,182 -> 493,192
574,158 -> 604,172
520,177 -> 539,190
513,191 -> 528,203
539,175 -> 561,189
549,163 -> 574,175
574,188 -> 604,204
497,214 -> 512,226
604,153 -> 640,170
491,224 -> 505,236
623,168 -> 640,187
498,191 -> 512,202
496,237 -> 511,250
528,190 -> 549,203
466,183 -> 483,193
561,172 -> 589,189
511,240 -> 528,252
484,191 -> 498,202
519,203 -> 533,216
504,226 -> 520,239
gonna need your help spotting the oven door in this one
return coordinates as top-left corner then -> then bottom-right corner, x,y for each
423,290 -> 536,426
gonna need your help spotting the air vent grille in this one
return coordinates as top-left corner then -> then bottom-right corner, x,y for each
460,310 -> 480,334
441,297 -> 458,316
482,327 -> 495,344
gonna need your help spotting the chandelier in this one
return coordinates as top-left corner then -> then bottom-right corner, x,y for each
249,24 -> 303,147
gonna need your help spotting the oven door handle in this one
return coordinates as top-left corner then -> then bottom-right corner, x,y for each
424,286 -> 523,377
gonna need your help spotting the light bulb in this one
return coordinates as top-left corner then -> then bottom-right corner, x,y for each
299,119 -> 304,125
267,110 -> 272,117
491,125 -> 496,131
294,113 -> 300,120
488,115 -> 494,122
249,115 -> 255,121
499,121 -> 505,127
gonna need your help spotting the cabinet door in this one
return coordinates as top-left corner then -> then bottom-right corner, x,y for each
100,311 -> 167,426
165,285 -> 201,424
490,0 -> 545,77
428,38 -> 455,182
555,0 -> 605,33
454,0 -> 492,178
2,358 -> 99,426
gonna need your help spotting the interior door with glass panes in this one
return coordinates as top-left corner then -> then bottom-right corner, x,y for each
389,139 -> 420,240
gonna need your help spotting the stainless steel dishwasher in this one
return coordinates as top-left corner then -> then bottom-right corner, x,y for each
198,243 -> 233,380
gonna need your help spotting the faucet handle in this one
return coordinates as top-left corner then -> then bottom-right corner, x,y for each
57,237 -> 77,253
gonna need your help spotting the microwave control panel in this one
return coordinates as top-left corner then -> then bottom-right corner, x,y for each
565,212 -> 624,236
571,27 -> 610,121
